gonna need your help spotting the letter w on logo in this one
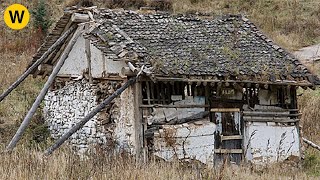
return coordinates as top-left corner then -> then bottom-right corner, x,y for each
9,10 -> 25,23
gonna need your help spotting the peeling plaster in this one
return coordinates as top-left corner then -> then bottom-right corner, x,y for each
153,120 -> 215,164
244,122 -> 300,164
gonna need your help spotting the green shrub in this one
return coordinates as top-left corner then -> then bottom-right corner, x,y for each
31,0 -> 52,34
303,151 -> 320,177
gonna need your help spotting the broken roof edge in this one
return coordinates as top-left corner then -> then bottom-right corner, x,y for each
29,6 -> 320,87
151,75 -> 315,87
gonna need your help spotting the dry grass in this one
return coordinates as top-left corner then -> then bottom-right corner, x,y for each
0,145 -> 318,180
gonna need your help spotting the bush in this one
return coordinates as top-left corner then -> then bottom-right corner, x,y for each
31,0 -> 52,34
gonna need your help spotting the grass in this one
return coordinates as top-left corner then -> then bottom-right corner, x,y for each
0,0 -> 320,179
0,145 -> 319,180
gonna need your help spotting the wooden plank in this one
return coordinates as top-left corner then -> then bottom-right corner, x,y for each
140,104 -> 210,108
85,39 -> 93,84
37,64 -> 53,76
6,25 -> 82,152
151,82 -> 155,103
71,13 -> 90,23
211,108 -> 240,112
214,149 -> 243,154
243,112 -> 301,117
134,81 -> 144,161
154,77 -> 313,87
243,117 -> 299,123
55,74 -> 126,81
161,83 -> 165,104
243,109 -> 299,112
221,135 -> 243,141
146,81 -> 151,105
0,25 -> 77,103
121,67 -> 135,76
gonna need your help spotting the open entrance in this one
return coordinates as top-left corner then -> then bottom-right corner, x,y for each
211,108 -> 243,164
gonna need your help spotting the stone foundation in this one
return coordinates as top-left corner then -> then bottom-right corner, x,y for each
43,79 -> 136,154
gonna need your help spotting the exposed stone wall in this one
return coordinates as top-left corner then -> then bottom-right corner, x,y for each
43,79 -> 136,154
153,119 -> 216,164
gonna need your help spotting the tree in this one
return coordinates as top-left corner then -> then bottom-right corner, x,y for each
31,0 -> 52,34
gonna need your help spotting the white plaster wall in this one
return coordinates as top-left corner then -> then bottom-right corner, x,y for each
58,33 -> 127,78
244,122 -> 300,164
153,120 -> 216,164
90,44 -> 105,78
58,35 -> 88,77
113,86 -> 137,153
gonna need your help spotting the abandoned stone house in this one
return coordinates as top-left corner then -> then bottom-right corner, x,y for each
30,7 -> 319,165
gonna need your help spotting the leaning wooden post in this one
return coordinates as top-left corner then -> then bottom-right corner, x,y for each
0,25 -> 77,103
302,137 -> 320,151
44,75 -> 139,156
6,26 -> 82,152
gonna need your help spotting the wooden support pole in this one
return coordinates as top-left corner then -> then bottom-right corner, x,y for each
85,39 -> 93,84
44,76 -> 139,156
0,25 -> 77,103
302,137 -> 320,151
6,26 -> 82,152
146,81 -> 151,105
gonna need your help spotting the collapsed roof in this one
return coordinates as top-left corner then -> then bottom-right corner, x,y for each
31,7 -> 320,86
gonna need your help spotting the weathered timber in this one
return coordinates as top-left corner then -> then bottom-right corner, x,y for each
244,109 -> 299,112
221,135 -> 243,141
146,81 -> 151,104
133,81 -> 144,161
37,64 -> 53,75
151,111 -> 209,125
140,104 -> 210,108
154,77 -> 313,87
214,149 -> 243,154
0,25 -> 77,102
302,138 -> 320,151
6,26 -> 82,152
121,67 -> 135,76
211,108 -> 240,112
243,117 -> 299,123
144,127 -> 160,138
128,62 -> 138,73
243,111 -> 301,117
71,13 -> 90,22
44,75 -> 139,156
85,39 -> 93,83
